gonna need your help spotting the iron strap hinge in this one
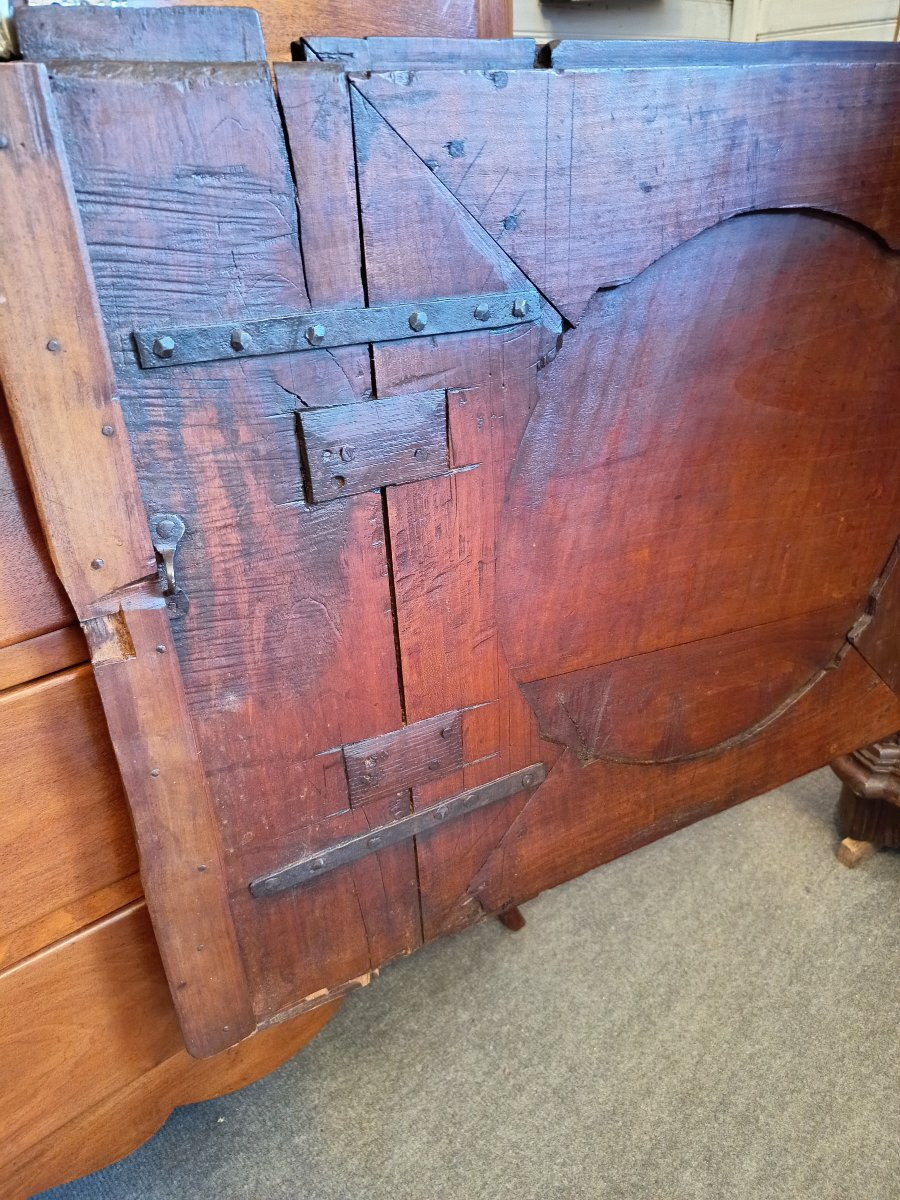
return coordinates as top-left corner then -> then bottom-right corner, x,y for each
249,762 -> 547,899
133,288 -> 542,369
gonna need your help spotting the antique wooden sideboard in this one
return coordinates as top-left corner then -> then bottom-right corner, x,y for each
0,3 -> 511,1197
1,6 -> 898,1195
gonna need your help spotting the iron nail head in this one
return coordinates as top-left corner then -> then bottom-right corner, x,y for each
474,304 -> 491,322
153,335 -> 176,360
90,557 -> 105,570
408,311 -> 428,333
230,328 -> 252,353
305,324 -> 326,347
101,424 -> 115,437
512,298 -> 530,319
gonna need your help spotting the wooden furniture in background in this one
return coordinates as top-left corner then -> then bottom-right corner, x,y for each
5,12 -> 898,1064
0,2 -> 510,1196
832,735 -> 900,864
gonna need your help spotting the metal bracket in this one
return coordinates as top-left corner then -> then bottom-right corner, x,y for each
133,288 -> 541,369
250,762 -> 547,898
149,512 -> 186,596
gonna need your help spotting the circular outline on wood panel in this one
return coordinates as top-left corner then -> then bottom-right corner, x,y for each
497,210 -> 900,765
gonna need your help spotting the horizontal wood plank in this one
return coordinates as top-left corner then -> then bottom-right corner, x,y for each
16,5 -> 266,63
299,391 -> 448,501
549,39 -> 900,68
357,59 -> 900,321
0,624 -> 87,693
0,665 -> 137,970
0,899 -> 340,1190
344,710 -> 465,806
299,35 -> 534,70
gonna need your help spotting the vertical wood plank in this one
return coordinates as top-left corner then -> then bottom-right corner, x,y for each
46,57 -> 417,1022
275,61 -> 371,399
0,64 -> 155,613
0,64 -> 254,1056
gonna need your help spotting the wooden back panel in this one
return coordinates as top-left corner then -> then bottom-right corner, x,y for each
7,27 -> 900,1053
18,0 -> 512,60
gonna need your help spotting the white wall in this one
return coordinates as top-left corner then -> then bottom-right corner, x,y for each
513,0 -> 898,43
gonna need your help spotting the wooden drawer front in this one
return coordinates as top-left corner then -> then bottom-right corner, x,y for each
0,903 -> 181,1167
0,900 -> 342,1200
0,664 -> 139,968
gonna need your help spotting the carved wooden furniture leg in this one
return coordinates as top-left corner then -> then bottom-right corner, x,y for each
831,735 -> 900,866
497,906 -> 526,932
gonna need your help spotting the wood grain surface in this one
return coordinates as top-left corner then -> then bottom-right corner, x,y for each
356,60 -> 900,321
299,390 -> 448,501
0,624 -> 87,692
0,66 -> 155,613
498,211 -> 900,759
15,4 -> 267,62
0,902 -> 340,1200
0,63 -> 254,1056
8,36 -> 898,1054
0,666 -> 136,969
0,391 -> 73,649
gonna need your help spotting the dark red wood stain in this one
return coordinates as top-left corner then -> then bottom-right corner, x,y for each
14,27 -> 899,1052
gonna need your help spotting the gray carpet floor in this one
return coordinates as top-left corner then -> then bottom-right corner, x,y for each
42,768 -> 899,1200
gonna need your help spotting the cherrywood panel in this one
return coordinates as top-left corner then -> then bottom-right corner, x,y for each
498,213 -> 900,685
350,81 -> 561,396
0,623 -> 87,692
356,58 -> 900,321
45,57 -> 417,1034
548,38 -> 900,68
0,64 -> 156,615
0,665 -> 137,969
469,648 -> 900,915
15,4 -> 266,62
299,390 -> 448,502
87,604 -> 257,1055
299,34 -> 534,69
231,781 -> 421,1018
0,63 -> 254,1056
344,709 -> 465,806
0,391 -> 73,649
521,604 -> 863,765
274,62 -> 371,400
854,547 -> 900,698
0,901 -> 341,1199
